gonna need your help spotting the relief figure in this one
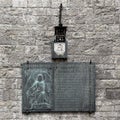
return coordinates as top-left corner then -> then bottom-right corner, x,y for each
26,73 -> 51,109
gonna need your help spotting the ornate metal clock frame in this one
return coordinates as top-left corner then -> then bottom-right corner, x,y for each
52,4 -> 67,60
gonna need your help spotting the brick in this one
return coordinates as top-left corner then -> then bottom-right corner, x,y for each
95,6 -> 117,15
27,8 -> 47,16
108,25 -> 119,33
83,0 -> 94,7
3,90 -> 10,101
0,0 -> 12,7
106,88 -> 120,99
96,80 -> 120,89
9,89 -> 18,100
52,0 -> 68,7
95,24 -> 109,32
12,0 -> 27,7
17,37 -> 36,46
69,55 -> 115,64
96,64 -> 115,70
96,69 -> 116,79
0,15 -> 27,26
0,68 -> 21,78
115,105 -> 120,111
0,54 -> 8,67
94,0 -> 104,7
115,0 -> 120,6
28,0 -> 51,7
97,105 -> 115,112
101,15 -> 115,24
94,112 -> 120,117
75,15 -> 86,24
96,88 -> 106,99
25,46 -> 38,55
112,47 -> 120,55
105,0 -> 115,6
72,32 -> 85,38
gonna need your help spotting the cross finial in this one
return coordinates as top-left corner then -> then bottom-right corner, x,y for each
59,3 -> 63,26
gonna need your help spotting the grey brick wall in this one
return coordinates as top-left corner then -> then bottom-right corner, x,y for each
0,0 -> 120,120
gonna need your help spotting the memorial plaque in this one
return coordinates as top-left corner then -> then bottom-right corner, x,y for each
21,62 -> 96,113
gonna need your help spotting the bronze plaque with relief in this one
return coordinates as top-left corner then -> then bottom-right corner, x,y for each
22,62 -> 96,113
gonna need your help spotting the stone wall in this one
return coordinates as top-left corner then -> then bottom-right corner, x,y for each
0,0 -> 120,120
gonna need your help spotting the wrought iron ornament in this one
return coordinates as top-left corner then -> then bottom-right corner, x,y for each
59,3 -> 62,26
52,4 -> 67,59
22,62 -> 96,113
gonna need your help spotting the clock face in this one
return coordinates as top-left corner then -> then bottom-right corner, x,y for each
54,43 -> 65,56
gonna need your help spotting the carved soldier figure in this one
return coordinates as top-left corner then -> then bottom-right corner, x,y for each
26,74 -> 50,109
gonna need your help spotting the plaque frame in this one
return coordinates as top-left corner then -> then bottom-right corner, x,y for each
21,62 -> 96,113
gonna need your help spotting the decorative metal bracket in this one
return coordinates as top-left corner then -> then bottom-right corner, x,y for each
54,3 -> 67,42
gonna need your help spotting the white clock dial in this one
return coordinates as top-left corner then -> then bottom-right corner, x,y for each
54,43 -> 65,56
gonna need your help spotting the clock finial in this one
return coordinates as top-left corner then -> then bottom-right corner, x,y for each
59,3 -> 63,26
